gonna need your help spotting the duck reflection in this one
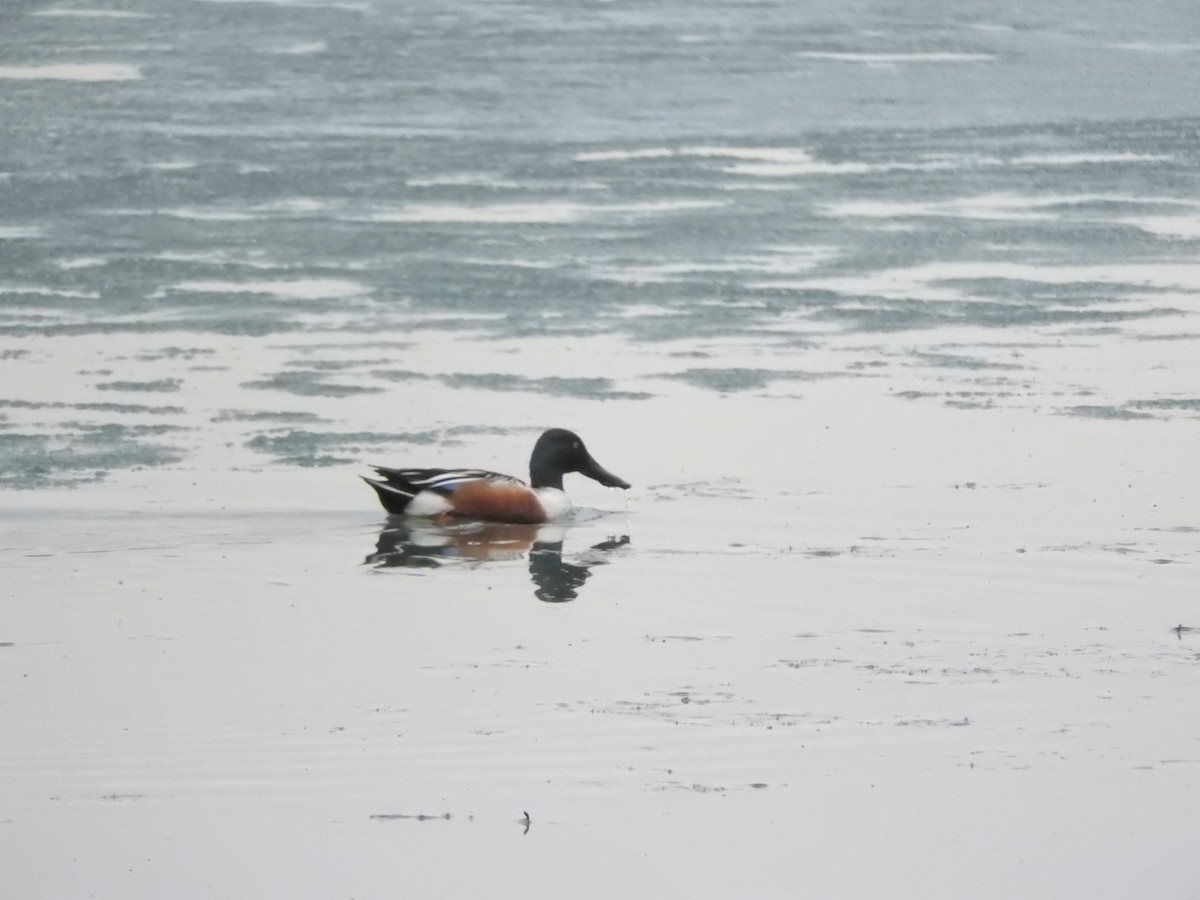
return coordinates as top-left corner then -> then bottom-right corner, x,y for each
365,521 -> 630,603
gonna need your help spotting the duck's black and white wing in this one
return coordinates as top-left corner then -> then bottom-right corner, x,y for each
361,466 -> 524,515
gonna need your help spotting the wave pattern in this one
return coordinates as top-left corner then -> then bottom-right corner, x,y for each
1,1 -> 1199,483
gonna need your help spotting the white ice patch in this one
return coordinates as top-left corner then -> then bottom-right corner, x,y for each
758,261 -> 1200,300
0,64 -> 142,81
797,51 -> 996,64
0,284 -> 100,299
54,257 -> 108,269
727,157 -> 959,178
405,172 -> 525,189
150,279 -> 369,300
1122,216 -> 1200,239
724,150 -> 1170,179
266,41 -> 328,55
160,208 -> 257,221
574,144 -> 1166,181
822,195 -> 1054,222
1010,152 -> 1173,166
146,160 -> 199,171
573,148 -> 679,163
0,226 -> 42,239
587,246 -> 839,284
821,193 -> 1185,223
364,200 -> 722,225
367,202 -> 583,224
161,199 -> 329,221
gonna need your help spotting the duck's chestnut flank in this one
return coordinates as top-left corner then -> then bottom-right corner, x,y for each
361,428 -> 629,524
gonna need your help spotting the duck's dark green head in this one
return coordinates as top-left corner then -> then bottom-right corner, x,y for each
529,428 -> 630,492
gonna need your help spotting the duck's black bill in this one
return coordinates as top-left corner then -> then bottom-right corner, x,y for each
580,456 -> 631,490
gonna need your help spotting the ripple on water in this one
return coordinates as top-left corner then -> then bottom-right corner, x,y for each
244,428 -> 442,466
373,369 -> 653,401
0,425 -> 186,488
241,371 -> 385,397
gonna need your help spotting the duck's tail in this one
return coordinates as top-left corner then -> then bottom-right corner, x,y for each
361,469 -> 420,515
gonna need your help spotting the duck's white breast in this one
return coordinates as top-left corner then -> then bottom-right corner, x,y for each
534,488 -> 572,521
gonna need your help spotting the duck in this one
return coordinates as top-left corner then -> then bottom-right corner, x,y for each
361,428 -> 630,524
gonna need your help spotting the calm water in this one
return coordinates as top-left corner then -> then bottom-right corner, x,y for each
2,0 -> 1200,486
3,6 -> 1200,898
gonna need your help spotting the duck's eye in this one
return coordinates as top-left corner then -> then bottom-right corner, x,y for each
572,442 -> 580,449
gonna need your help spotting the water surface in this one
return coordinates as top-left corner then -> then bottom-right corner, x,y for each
2,1 -> 1200,897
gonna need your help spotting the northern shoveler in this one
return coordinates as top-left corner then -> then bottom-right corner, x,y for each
361,428 -> 630,524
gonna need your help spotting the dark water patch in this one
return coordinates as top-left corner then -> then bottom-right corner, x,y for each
848,359 -> 890,372
1135,332 -> 1200,342
372,370 -> 429,384
0,429 -> 184,489
372,369 -> 652,400
62,422 -> 188,438
443,424 -> 537,438
946,399 -> 996,410
941,277 -> 1170,304
658,367 -> 833,393
75,401 -> 187,415
212,410 -> 326,424
280,340 -> 414,354
440,372 -> 651,400
614,299 -> 803,343
274,454 -> 353,467
283,358 -> 394,371
242,371 -> 385,397
1062,405 -> 1158,421
810,298 -> 1182,333
1129,398 -> 1200,412
912,351 -> 1024,370
0,399 -> 185,415
0,318 -> 303,338
133,347 -> 217,362
246,428 -> 442,464
0,350 -> 29,360
96,378 -> 183,393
